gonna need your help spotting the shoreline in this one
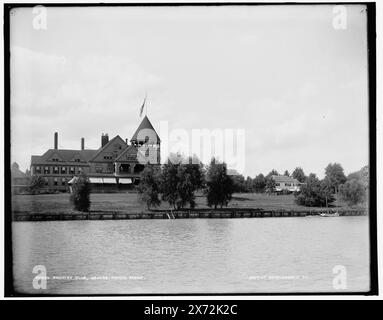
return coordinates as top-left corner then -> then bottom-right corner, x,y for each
12,208 -> 367,222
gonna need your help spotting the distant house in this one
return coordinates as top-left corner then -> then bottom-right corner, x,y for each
271,175 -> 303,193
11,162 -> 30,193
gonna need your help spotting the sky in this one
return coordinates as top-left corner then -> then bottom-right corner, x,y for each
10,5 -> 369,178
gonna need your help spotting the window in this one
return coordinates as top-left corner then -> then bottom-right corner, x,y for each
62,178 -> 66,185
103,155 -> 112,160
107,164 -> 114,173
70,167 -> 75,174
61,167 -> 66,174
96,167 -> 103,173
35,166 -> 41,174
44,166 -> 50,174
78,168 -> 82,173
54,178 -> 58,186
44,177 -> 49,186
53,167 -> 59,174
285,183 -> 291,187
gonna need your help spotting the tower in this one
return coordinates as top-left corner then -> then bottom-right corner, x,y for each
130,115 -> 161,164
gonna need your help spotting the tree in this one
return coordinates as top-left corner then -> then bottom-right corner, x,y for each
265,176 -> 276,194
138,165 -> 161,210
253,174 -> 266,193
321,177 -> 335,211
266,169 -> 279,178
161,159 -> 179,209
245,176 -> 253,192
28,175 -> 45,194
175,160 -> 204,209
324,163 -> 347,194
161,154 -> 204,210
295,174 -> 335,207
347,165 -> 369,189
69,172 -> 91,212
232,174 -> 247,193
205,158 -> 234,209
339,179 -> 366,206
292,167 -> 306,183
284,170 -> 290,177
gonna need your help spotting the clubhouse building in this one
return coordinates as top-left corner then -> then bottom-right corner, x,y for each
30,116 -> 160,191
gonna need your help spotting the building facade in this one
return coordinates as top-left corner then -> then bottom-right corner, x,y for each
30,116 -> 160,191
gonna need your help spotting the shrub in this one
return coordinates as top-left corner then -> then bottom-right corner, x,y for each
69,172 -> 91,212
28,175 -> 45,194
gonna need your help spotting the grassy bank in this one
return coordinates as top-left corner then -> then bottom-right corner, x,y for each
11,192 -> 365,217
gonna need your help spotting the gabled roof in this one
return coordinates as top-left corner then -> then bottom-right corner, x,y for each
88,135 -> 127,162
271,175 -> 300,184
31,149 -> 98,166
130,115 -> 160,143
115,145 -> 144,163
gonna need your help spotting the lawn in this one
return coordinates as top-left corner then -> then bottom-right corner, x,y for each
11,191 -> 361,215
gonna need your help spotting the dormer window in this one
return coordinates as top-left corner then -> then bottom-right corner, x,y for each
51,154 -> 61,162
70,154 -> 82,163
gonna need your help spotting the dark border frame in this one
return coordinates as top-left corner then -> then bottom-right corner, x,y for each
3,2 -> 378,297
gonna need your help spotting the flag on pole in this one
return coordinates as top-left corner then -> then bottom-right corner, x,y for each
139,94 -> 147,117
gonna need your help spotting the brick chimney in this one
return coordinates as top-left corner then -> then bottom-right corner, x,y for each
81,137 -> 85,150
54,132 -> 58,149
101,133 -> 109,148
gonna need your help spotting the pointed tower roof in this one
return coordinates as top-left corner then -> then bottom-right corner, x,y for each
130,115 -> 160,143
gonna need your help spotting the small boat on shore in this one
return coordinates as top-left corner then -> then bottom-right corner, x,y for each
320,212 -> 340,217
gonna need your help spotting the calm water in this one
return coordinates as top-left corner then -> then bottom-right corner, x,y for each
12,217 -> 370,294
